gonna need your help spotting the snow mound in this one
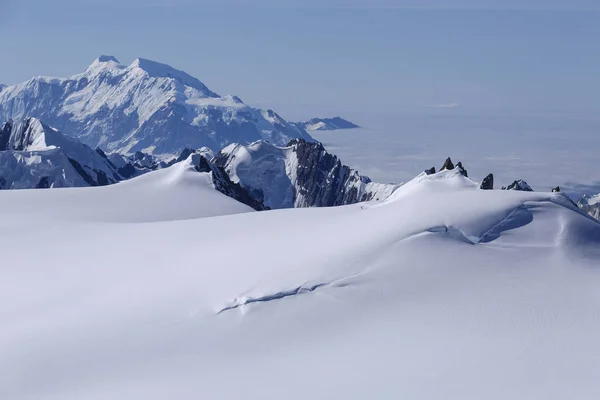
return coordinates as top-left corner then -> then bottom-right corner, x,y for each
0,157 -> 253,223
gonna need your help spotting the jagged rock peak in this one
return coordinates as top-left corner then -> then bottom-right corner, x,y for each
424,167 -> 436,175
480,174 -> 494,190
439,157 -> 467,177
192,154 -> 212,173
456,161 -> 468,177
440,157 -> 455,171
213,140 -> 398,209
502,179 -> 533,192
552,186 -> 561,193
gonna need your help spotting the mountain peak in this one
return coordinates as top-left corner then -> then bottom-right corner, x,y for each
86,55 -> 124,74
97,55 -> 120,63
129,58 -> 218,97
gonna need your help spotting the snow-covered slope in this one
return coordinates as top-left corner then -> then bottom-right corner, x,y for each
2,167 -> 600,399
0,154 -> 253,222
0,56 -> 313,155
0,118 -> 120,189
295,116 -> 359,131
213,138 -> 398,209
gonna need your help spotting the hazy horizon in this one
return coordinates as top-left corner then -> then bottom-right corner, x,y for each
2,0 -> 599,120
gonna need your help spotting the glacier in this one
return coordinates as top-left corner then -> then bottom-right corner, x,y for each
1,166 -> 600,399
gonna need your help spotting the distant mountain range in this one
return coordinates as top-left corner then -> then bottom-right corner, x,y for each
1,57 -> 599,220
0,116 -> 393,210
294,117 -> 359,131
0,56 -> 313,156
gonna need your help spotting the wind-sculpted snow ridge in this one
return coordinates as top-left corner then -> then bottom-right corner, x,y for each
0,118 -> 121,189
213,138 -> 399,209
0,56 -> 314,155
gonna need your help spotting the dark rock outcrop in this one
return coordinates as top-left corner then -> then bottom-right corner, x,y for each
0,120 -> 13,150
440,157 -> 454,171
36,177 -> 50,189
437,157 -> 467,177
552,186 -> 561,193
287,138 -> 390,207
214,139 -> 397,209
577,194 -> 600,220
456,161 -> 468,177
194,154 -> 212,173
502,180 -> 533,192
424,167 -> 436,175
480,174 -> 494,190
117,163 -> 136,179
189,154 -> 268,211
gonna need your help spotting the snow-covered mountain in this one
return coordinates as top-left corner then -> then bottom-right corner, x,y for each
295,116 -> 359,131
0,56 -> 314,156
577,193 -> 600,220
0,118 -> 120,189
2,166 -> 600,399
0,84 -> 6,93
213,138 -> 399,209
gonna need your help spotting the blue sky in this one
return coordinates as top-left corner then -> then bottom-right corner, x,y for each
1,0 -> 599,119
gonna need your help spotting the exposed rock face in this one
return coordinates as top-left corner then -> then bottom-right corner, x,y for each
0,118 -> 121,189
424,167 -> 436,175
213,138 -> 398,209
456,162 -> 468,177
194,154 -> 212,173
552,186 -> 561,193
188,154 -> 268,211
480,174 -> 494,190
577,194 -> 600,220
502,180 -> 533,192
0,119 -> 12,150
438,157 -> 467,177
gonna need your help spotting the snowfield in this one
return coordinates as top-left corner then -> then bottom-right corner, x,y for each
2,166 -> 600,399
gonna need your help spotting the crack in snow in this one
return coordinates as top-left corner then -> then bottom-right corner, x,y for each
218,282 -> 348,314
